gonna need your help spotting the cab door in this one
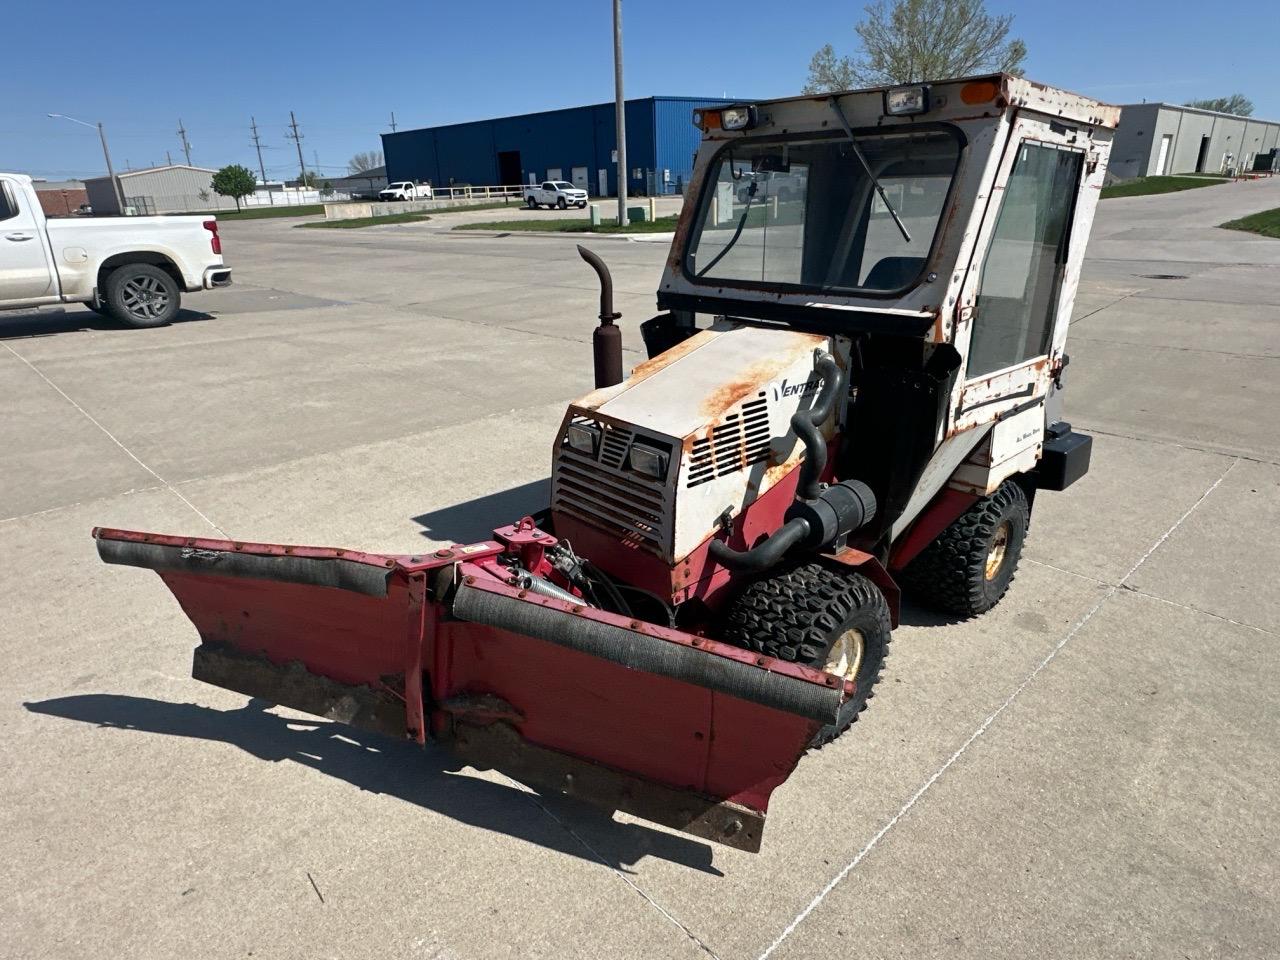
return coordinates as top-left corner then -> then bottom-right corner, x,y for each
951,115 -> 1089,430
0,178 -> 57,304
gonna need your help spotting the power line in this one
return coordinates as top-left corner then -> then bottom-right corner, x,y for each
176,118 -> 192,165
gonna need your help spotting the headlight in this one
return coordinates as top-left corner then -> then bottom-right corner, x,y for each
883,84 -> 930,116
720,105 -> 758,131
565,421 -> 601,455
629,442 -> 668,480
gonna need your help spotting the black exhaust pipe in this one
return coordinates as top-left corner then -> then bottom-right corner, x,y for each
577,245 -> 623,388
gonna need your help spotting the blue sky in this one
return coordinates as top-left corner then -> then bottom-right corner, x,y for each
4,0 -> 1274,180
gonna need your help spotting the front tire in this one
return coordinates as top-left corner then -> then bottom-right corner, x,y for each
720,562 -> 891,747
556,197 -> 567,209
902,479 -> 1030,617
103,263 -> 180,328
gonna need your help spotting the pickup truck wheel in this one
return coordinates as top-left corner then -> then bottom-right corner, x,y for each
719,562 -> 891,747
557,197 -> 567,209
902,479 -> 1030,617
104,263 -> 180,328
527,197 -> 538,209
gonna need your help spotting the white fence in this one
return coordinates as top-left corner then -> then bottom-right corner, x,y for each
431,184 -> 525,200
124,188 -> 355,215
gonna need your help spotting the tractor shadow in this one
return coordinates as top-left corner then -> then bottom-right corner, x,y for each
896,599 -> 968,628
411,479 -> 551,543
0,306 -> 213,341
24,693 -> 721,876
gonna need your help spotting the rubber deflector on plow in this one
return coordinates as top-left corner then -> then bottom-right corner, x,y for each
93,525 -> 852,852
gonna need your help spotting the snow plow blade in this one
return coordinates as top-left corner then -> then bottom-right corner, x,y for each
94,527 -> 850,852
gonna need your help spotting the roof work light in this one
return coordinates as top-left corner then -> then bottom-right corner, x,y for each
883,85 -> 930,116
692,105 -> 759,131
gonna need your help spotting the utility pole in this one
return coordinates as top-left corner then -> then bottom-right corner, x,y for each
250,117 -> 271,185
389,111 -> 397,132
250,116 -> 272,203
287,111 -> 307,188
613,0 -> 628,226
176,118 -> 192,165
166,150 -> 173,166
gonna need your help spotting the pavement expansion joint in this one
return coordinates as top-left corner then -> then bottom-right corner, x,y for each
2,341 -> 228,538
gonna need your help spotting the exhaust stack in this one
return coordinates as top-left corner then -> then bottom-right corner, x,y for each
577,245 -> 623,388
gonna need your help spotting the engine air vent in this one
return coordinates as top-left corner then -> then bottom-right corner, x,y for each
686,392 -> 770,488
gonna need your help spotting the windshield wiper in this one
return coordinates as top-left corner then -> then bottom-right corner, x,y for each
827,96 -> 911,243
695,180 -> 759,278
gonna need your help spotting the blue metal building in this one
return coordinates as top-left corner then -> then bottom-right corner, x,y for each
381,96 -> 739,197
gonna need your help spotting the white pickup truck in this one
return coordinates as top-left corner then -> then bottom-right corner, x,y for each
524,180 -> 589,209
378,181 -> 433,201
0,173 -> 231,328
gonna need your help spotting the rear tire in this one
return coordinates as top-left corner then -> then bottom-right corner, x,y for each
902,479 -> 1030,617
720,562 -> 891,747
527,197 -> 538,209
103,263 -> 180,328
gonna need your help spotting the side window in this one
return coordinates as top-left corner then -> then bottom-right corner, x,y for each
967,142 -> 1083,379
0,182 -> 18,222
542,182 -> 554,191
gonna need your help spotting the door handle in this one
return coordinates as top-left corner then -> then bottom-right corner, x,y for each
5,232 -> 34,241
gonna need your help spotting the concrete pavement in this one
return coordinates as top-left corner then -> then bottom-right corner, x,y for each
2,179 -> 1278,959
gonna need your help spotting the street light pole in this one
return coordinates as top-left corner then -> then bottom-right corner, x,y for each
613,0 -> 628,227
48,113 -> 126,214
96,122 -> 126,214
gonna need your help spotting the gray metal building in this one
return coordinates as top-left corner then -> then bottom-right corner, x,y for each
1111,103 -> 1280,179
85,164 -> 224,215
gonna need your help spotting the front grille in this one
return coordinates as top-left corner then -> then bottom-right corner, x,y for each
554,421 -> 669,550
686,392 -> 771,488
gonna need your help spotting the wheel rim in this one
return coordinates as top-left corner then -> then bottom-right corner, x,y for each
823,628 -> 865,682
985,521 -> 1011,581
121,275 -> 169,321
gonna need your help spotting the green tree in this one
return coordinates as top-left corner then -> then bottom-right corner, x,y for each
320,180 -> 334,198
803,0 -> 1026,94
297,170 -> 319,189
1185,94 -> 1253,117
210,164 -> 257,212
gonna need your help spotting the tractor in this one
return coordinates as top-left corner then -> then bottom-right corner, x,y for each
95,74 -> 1116,852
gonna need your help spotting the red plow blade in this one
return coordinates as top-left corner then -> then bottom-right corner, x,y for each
94,527 -> 849,851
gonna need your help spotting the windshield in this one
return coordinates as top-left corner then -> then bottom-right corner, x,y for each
685,128 -> 961,294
